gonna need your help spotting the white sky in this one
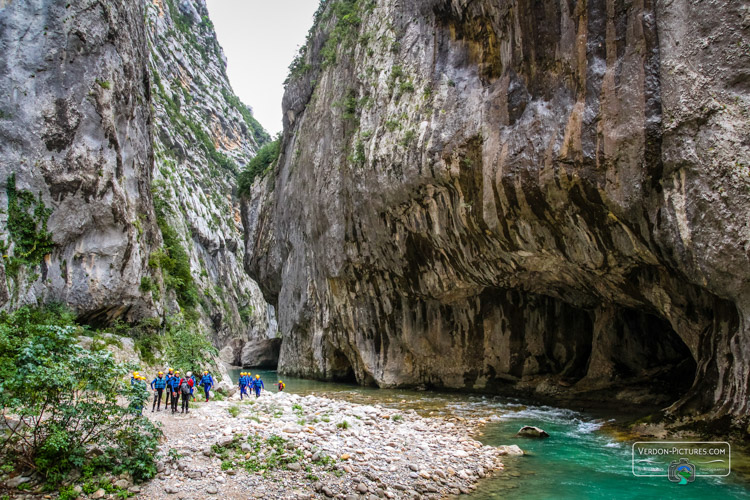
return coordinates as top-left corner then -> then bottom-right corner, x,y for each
205,0 -> 320,136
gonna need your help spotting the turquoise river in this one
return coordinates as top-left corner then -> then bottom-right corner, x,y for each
228,368 -> 750,499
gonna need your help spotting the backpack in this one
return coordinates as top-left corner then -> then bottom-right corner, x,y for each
180,380 -> 190,395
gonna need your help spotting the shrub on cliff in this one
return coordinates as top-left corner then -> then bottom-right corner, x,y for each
238,138 -> 281,195
0,306 -> 162,486
162,314 -> 218,375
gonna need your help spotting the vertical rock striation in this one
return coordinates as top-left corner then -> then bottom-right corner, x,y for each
245,0 -> 750,423
0,0 -> 160,323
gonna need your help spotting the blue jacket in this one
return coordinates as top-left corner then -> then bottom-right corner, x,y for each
151,376 -> 167,389
200,374 -> 214,387
251,378 -> 264,390
167,376 -> 180,390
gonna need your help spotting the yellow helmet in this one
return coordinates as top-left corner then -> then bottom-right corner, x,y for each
132,371 -> 138,377
255,374 -> 260,379
204,371 -> 208,375
241,372 -> 246,376
175,371 -> 180,375
279,380 -> 283,384
158,371 -> 164,375
168,368 -> 174,372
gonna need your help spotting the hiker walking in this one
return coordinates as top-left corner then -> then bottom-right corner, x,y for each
169,371 -> 182,413
239,372 -> 250,400
199,370 -> 214,402
164,368 -> 175,408
150,371 -> 167,412
251,374 -> 264,398
187,371 -> 197,402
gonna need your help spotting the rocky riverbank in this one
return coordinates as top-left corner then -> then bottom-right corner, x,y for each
137,391 -> 509,499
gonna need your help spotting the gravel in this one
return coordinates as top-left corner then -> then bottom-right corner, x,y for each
134,391 -> 505,499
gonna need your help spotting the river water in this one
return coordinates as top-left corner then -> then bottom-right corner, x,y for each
227,368 -> 750,499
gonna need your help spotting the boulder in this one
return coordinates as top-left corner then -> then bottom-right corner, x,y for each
240,338 -> 282,368
497,445 -> 524,456
516,426 -> 550,438
6,476 -> 30,488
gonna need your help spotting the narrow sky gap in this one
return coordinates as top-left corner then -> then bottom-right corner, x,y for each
205,0 -> 320,136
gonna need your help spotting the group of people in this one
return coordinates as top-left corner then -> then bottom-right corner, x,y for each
131,368 -> 215,414
131,369 -> 287,415
238,372 -> 272,399
237,373 -> 287,399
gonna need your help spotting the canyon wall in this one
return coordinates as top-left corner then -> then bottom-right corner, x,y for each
146,0 -> 277,364
246,0 -> 750,421
0,0 -> 160,321
0,0 -> 277,364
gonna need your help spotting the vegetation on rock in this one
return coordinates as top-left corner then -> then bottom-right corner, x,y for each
2,174 -> 55,284
151,180 -> 199,311
238,138 -> 281,195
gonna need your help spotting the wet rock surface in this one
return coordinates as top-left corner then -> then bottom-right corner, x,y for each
515,426 -> 549,439
138,391 -> 505,499
245,0 -> 750,424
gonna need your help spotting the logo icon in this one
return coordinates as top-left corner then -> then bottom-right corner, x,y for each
668,458 -> 696,484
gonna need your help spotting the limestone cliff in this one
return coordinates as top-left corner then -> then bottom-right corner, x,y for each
246,0 -> 750,424
0,0 -> 160,322
145,0 -> 277,364
0,0 -> 277,364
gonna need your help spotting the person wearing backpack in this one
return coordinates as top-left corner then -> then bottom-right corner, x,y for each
277,380 -> 285,392
179,375 -> 193,413
199,370 -> 214,402
150,371 -> 167,412
169,371 -> 182,413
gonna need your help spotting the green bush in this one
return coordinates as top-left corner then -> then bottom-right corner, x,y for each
238,138 -> 281,195
3,174 -> 55,282
163,314 -> 218,375
151,183 -> 198,310
0,307 -> 161,485
320,0 -> 366,67
348,140 -> 366,167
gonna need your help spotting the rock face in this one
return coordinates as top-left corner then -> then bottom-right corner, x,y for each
0,0 -> 160,323
246,0 -> 750,423
145,0 -> 277,362
0,0 -> 277,361
240,337 -> 282,368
